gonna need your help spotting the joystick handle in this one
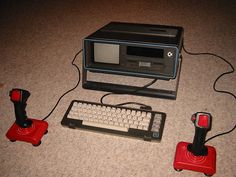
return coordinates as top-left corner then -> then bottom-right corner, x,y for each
9,89 -> 32,128
188,112 -> 212,156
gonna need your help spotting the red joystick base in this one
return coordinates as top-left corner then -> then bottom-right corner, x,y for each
173,142 -> 216,176
6,118 -> 48,146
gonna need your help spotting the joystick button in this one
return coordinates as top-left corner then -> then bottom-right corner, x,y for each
198,114 -> 209,128
10,90 -> 21,102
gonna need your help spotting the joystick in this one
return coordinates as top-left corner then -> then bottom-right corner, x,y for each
173,112 -> 216,176
6,88 -> 48,146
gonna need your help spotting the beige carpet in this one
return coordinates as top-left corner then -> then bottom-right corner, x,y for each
0,1 -> 235,177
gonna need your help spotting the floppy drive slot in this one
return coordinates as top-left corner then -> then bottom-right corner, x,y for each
101,25 -> 177,38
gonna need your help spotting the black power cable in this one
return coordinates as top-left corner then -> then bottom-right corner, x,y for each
183,45 -> 236,143
42,49 -> 82,121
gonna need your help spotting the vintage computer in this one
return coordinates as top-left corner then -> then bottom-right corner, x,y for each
82,22 -> 184,99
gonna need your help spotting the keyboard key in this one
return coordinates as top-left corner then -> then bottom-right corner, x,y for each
83,121 -> 129,132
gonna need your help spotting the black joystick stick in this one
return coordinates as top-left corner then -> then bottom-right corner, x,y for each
187,112 -> 212,156
173,112 -> 216,176
6,88 -> 48,146
9,89 -> 33,128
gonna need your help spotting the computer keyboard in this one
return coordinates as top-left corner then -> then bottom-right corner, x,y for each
61,100 -> 166,142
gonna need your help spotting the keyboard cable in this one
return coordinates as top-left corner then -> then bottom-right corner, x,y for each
100,78 -> 158,110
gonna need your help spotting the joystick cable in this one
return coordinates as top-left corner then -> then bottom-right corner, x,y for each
183,44 -> 236,143
205,124 -> 236,143
183,45 -> 236,100
42,48 -> 155,120
42,49 -> 83,121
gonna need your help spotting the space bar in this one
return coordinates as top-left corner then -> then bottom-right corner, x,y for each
82,121 -> 129,132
